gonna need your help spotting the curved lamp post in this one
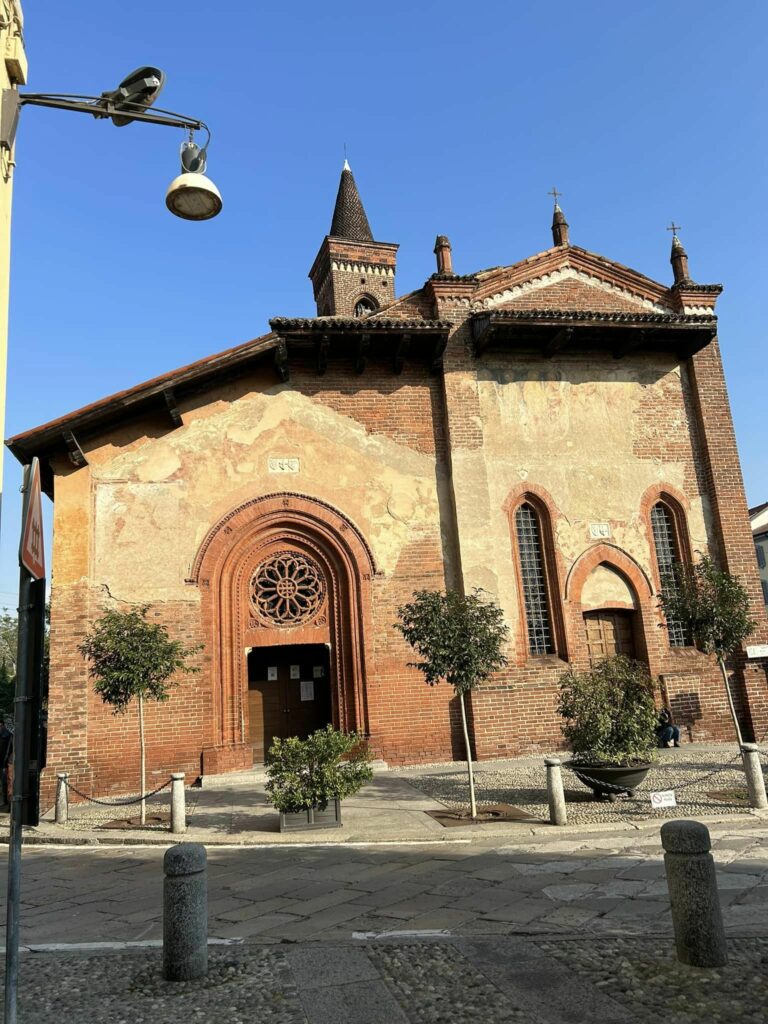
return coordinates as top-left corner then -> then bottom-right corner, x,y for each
1,66 -> 222,219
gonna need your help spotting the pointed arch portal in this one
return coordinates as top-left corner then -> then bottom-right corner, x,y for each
191,494 -> 375,775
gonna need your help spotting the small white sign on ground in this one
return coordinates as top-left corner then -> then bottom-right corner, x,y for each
650,790 -> 677,808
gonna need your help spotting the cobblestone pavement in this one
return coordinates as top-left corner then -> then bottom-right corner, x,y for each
3,936 -> 767,1023
1,820 -> 766,946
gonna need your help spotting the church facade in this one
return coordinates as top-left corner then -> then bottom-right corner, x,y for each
9,164 -> 768,799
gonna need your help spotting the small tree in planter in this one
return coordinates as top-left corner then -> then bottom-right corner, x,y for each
79,606 -> 199,824
265,726 -> 373,830
557,655 -> 659,767
658,555 -> 755,745
395,588 -> 509,819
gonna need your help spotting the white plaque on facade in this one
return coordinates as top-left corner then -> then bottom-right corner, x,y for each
290,664 -> 300,680
313,665 -> 325,678
268,457 -> 300,473
300,680 -> 315,702
589,522 -> 612,540
267,666 -> 278,681
746,644 -> 768,659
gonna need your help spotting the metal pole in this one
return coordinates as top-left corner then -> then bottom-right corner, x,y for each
3,565 -> 33,1024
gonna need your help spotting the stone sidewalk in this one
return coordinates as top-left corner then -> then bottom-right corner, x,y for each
3,820 -> 766,946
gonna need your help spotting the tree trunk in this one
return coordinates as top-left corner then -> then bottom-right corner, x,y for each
718,655 -> 743,746
458,690 -> 477,819
138,694 -> 146,826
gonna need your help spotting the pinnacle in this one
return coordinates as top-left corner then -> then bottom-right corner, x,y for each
330,163 -> 373,241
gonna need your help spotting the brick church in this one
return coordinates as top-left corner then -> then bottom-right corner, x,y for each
8,163 -> 768,798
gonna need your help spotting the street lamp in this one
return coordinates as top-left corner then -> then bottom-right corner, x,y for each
1,65 -> 223,220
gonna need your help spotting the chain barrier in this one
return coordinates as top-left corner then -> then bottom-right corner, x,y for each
565,724 -> 768,798
62,777 -> 172,806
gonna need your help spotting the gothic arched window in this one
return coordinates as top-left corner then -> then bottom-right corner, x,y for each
354,296 -> 377,318
514,502 -> 555,656
650,500 -> 689,647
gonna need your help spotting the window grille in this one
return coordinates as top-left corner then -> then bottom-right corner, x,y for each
651,502 -> 688,646
515,503 -> 554,655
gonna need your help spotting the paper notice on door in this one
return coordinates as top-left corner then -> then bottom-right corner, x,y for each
290,665 -> 300,680
300,680 -> 315,702
313,665 -> 324,678
267,666 -> 278,681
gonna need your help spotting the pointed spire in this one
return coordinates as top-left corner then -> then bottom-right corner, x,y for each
668,222 -> 691,284
548,187 -> 569,246
330,162 -> 373,241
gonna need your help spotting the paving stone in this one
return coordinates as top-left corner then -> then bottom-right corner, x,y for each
300,978 -> 409,1024
541,883 -> 597,902
287,946 -> 380,988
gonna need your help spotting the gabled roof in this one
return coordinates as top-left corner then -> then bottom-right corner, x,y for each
473,244 -> 678,311
6,331 -> 279,474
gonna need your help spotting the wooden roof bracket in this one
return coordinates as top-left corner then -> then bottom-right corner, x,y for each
471,315 -> 491,356
62,429 -> 87,467
393,332 -> 410,374
542,326 -> 574,359
612,329 -> 647,359
163,388 -> 183,427
431,333 -> 448,373
274,338 -> 290,382
316,333 -> 330,375
354,333 -> 370,375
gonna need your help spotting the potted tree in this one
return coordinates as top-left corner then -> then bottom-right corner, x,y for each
556,655 -> 658,800
265,725 -> 373,832
395,588 -> 508,819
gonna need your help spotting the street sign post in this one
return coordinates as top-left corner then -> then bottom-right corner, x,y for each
4,458 -> 46,1024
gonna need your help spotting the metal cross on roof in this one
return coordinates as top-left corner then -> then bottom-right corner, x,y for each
548,187 -> 562,206
667,221 -> 682,237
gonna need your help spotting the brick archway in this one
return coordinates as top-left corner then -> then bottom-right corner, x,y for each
565,544 -> 656,670
192,494 -> 375,776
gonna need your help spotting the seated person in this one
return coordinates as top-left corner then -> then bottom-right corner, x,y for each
657,707 -> 681,748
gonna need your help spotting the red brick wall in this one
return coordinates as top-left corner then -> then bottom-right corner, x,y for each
40,304 -> 767,806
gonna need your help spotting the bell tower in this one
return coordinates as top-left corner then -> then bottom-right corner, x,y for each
308,161 -> 398,317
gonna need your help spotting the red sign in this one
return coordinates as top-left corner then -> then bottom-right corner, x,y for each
20,458 -> 45,580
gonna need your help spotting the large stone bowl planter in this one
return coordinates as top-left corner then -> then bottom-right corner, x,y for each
567,762 -> 652,801
278,798 -> 342,832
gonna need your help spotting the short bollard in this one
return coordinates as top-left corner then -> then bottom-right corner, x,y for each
740,744 -> 768,810
170,773 -> 187,834
545,757 -> 567,826
660,820 -> 727,968
55,773 -> 69,825
163,843 -> 208,981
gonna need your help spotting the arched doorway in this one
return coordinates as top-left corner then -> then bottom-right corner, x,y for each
566,544 -> 655,669
191,494 -> 376,775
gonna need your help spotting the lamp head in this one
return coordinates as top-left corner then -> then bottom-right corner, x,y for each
165,172 -> 222,221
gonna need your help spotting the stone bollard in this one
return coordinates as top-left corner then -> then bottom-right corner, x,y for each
55,772 -> 69,825
740,744 -> 768,810
170,773 -> 187,834
545,757 -> 567,826
163,843 -> 208,981
660,820 -> 727,968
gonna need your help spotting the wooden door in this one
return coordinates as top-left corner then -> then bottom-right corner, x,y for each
583,610 -> 636,665
247,645 -> 332,762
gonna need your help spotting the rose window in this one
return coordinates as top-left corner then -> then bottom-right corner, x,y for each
251,551 -> 325,626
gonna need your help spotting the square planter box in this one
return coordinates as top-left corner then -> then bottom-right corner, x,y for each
279,798 -> 342,832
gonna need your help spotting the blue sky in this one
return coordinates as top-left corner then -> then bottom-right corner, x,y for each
0,0 -> 765,607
